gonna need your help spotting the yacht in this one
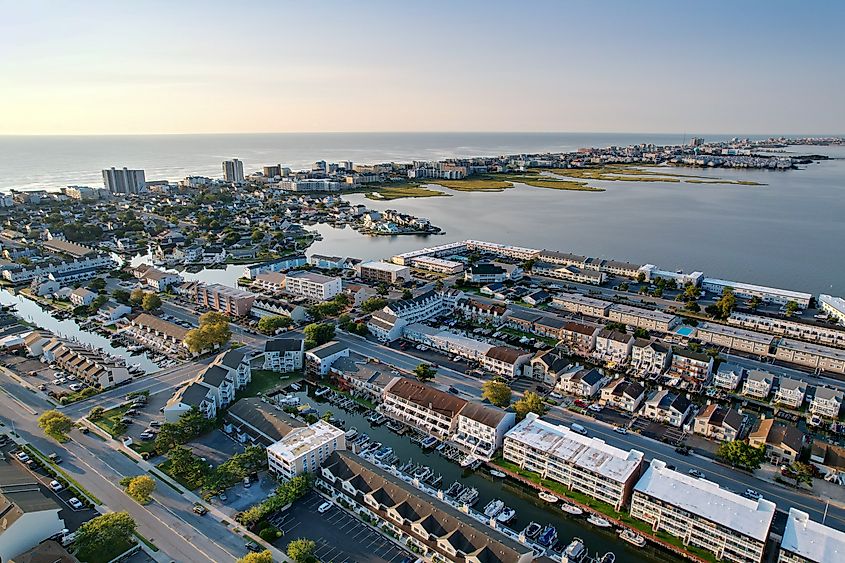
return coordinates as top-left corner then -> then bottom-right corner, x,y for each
344,427 -> 358,440
587,514 -> 612,528
314,386 -> 331,397
618,529 -> 646,547
562,538 -> 587,563
496,506 -> 516,523
483,499 -> 504,517
458,487 -> 479,506
538,491 -> 559,503
537,525 -> 557,547
489,470 -> 506,478
522,522 -> 542,540
601,553 -> 616,563
445,482 -> 464,498
560,502 -> 583,516
460,455 -> 481,469
421,435 -> 439,449
412,465 -> 433,481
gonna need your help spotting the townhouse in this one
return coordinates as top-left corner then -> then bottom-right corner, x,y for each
748,419 -> 805,464
631,459 -> 775,563
69,287 -> 97,307
243,255 -> 307,279
607,303 -> 680,333
742,370 -> 775,400
267,420 -> 346,480
331,355 -> 399,403
463,262 -> 523,284
454,297 -> 507,325
305,341 -> 349,376
98,300 -> 132,322
693,404 -> 743,442
133,264 -> 181,292
555,367 -> 607,398
728,311 -> 845,350
701,278 -> 812,309
465,240 -> 539,261
551,292 -> 611,318
503,413 -> 644,511
779,508 -> 845,563
631,338 -> 671,375
355,261 -> 411,284
713,362 -> 745,391
451,402 -> 516,460
164,349 -> 252,421
533,261 -> 606,285
308,254 -> 348,270
773,376 -> 808,409
367,310 -> 407,342
41,337 -> 131,389
224,397 -> 305,446
383,289 -> 463,325
2,254 -> 114,284
125,312 -> 190,357
252,271 -> 287,293
504,309 -> 542,334
558,320 -> 601,356
403,324 -> 494,362
195,283 -> 256,317
480,346 -> 532,378
250,297 -> 308,323
262,337 -> 304,372
319,452 -> 534,563
809,387 -> 843,419
408,255 -> 464,274
668,347 -> 714,382
283,270 -> 342,301
381,377 -> 468,439
641,389 -> 694,427
530,348 -> 572,386
695,322 -> 774,356
593,328 -> 634,365
600,378 -> 646,413
771,338 -> 845,375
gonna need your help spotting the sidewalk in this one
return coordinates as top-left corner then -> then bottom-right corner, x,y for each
756,464 -> 845,507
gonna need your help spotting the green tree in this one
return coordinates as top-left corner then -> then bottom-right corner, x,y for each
287,538 -> 317,563
716,441 -> 766,470
513,391 -> 548,421
685,300 -> 701,313
257,315 -> 293,335
73,512 -> 136,561
636,272 -> 646,283
89,277 -> 106,292
683,283 -> 699,301
185,311 -> 232,353
748,295 -> 762,310
785,300 -> 800,317
413,363 -> 436,383
238,550 -> 274,563
141,292 -> 162,311
303,322 -> 335,348
633,327 -> 650,339
123,475 -> 156,504
788,461 -> 814,488
88,406 -> 105,421
167,446 -> 208,487
112,289 -> 131,304
401,288 -> 413,300
153,423 -> 183,453
129,288 -> 146,306
714,287 -> 737,319
88,294 -> 109,315
360,297 -> 388,313
376,282 -> 389,296
482,380 -> 512,407
38,410 -> 73,441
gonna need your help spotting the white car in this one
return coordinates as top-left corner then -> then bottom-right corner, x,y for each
16,451 -> 31,462
69,383 -> 83,392
68,497 -> 84,509
50,480 -> 63,492
587,404 -> 603,413
317,501 -> 333,514
613,426 -> 628,434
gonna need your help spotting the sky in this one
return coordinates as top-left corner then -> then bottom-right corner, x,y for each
1,0 -> 843,135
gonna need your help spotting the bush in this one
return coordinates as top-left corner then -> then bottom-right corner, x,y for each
259,526 -> 282,542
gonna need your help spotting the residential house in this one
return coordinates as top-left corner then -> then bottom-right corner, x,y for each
631,338 -> 671,376
809,387 -> 843,419
714,363 -> 745,391
774,377 -> 808,409
749,419 -> 805,464
381,377 -> 467,440
599,378 -> 646,413
480,346 -> 532,378
593,329 -> 634,365
262,338 -> 305,372
641,389 -> 694,427
693,404 -> 743,442
558,320 -> 601,357
451,402 -> 516,460
668,347 -> 714,382
742,370 -> 774,400
69,287 -> 96,307
555,367 -> 607,398
530,348 -> 572,386
305,341 -> 349,376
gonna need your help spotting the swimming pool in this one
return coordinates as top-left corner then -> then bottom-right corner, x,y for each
676,326 -> 695,337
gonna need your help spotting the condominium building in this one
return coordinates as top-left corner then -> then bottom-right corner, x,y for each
195,283 -> 256,317
695,322 -> 774,356
728,311 -> 845,350
383,289 -> 462,325
771,338 -> 845,375
773,377 -> 808,409
641,389 -> 693,427
819,294 -> 845,326
252,271 -> 287,293
283,270 -> 342,301
267,420 -> 345,480
701,278 -> 812,309
464,262 -> 523,284
631,459 -> 775,563
164,349 -> 252,421
41,338 -> 130,389
809,387 -> 843,419
262,338 -> 304,372
222,159 -> 244,183
631,338 -> 671,375
668,347 -> 714,382
530,349 -> 573,386
693,404 -> 743,442
551,292 -> 611,318
102,167 -> 145,194
555,367 -> 607,398
305,341 -> 349,376
480,346 -> 532,378
600,378 -> 646,412
607,303 -> 680,333
713,363 -> 745,391
125,312 -> 190,357
408,255 -> 464,274
593,329 -> 634,365
355,261 -> 411,284
559,320 -> 601,356
403,324 -> 493,362
503,413 -> 644,511
243,255 -> 307,279
742,370 -> 774,400
381,377 -> 467,439
533,262 -> 606,285
451,402 -> 516,460
455,297 -> 507,325
779,508 -> 845,563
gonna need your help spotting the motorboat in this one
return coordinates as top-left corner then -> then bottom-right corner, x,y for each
344,427 -> 358,440
458,487 -> 479,506
587,514 -> 612,528
460,455 -> 481,469
538,491 -> 559,503
600,552 -> 616,563
562,538 -> 587,563
421,435 -> 439,449
522,521 -> 542,540
314,387 -> 331,397
489,470 -> 506,478
412,465 -> 433,481
618,529 -> 646,547
445,482 -> 464,498
537,525 -> 557,547
496,506 -> 516,523
483,499 -> 504,517
560,502 -> 584,516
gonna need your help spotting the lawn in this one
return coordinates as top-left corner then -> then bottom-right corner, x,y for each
326,382 -> 376,410
93,405 -> 131,437
157,458 -> 207,491
239,369 -> 303,398
75,538 -> 137,563
531,165 -> 764,187
499,326 -> 558,347
428,176 -> 514,192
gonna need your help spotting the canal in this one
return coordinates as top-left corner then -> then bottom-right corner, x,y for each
284,385 -> 680,562
0,288 -> 160,373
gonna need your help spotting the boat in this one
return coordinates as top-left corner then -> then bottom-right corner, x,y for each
421,435 -> 439,449
458,487 -> 479,506
496,506 -> 516,523
314,387 -> 331,397
618,529 -> 646,547
489,470 -> 506,478
560,502 -> 584,516
289,383 -> 301,391
537,525 -> 557,547
562,538 -> 587,563
521,522 -> 542,540
483,499 -> 504,517
344,427 -> 358,440
386,420 -> 406,434
587,514 -> 612,528
460,455 -> 481,469
374,446 -> 394,461
445,482 -> 464,498
601,552 -> 616,563
539,492 -> 559,503
367,412 -> 387,425
412,465 -> 433,481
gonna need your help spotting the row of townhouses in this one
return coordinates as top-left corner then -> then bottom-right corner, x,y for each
164,349 -> 251,421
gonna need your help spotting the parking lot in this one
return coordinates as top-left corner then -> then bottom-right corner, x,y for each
270,491 -> 412,563
630,417 -> 686,445
0,354 -> 84,399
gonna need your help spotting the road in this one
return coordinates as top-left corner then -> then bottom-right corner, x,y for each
0,374 -> 250,563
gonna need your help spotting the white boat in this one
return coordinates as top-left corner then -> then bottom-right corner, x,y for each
560,502 -> 583,516
489,470 -> 506,478
496,506 -> 516,523
538,492 -> 559,503
618,529 -> 646,547
458,487 -> 479,506
412,465 -> 433,481
460,455 -> 480,469
587,514 -> 612,528
314,387 -> 331,397
562,538 -> 587,563
344,427 -> 358,440
483,499 -> 504,517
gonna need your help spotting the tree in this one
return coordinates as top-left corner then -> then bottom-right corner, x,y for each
88,294 -> 109,315
633,327 -> 650,339
88,406 -> 105,421
141,292 -> 162,311
716,441 -> 766,470
401,288 -> 413,300
714,287 -> 736,319
513,391 -> 547,421
153,423 -> 183,453
185,311 -> 232,353
376,282 -> 389,296
748,295 -> 761,310
413,363 -> 436,383
685,300 -> 701,313
788,461 -> 814,488
166,446 -> 208,486
73,512 -> 136,561
257,315 -> 293,335
636,272 -> 646,283
482,380 -> 512,407
89,277 -> 106,292
360,297 -> 388,313
287,538 -> 317,563
38,410 -> 73,441
237,551 -> 273,563
303,322 -> 335,348
112,289 -> 131,305
130,288 -> 146,306
124,475 -> 156,504
785,300 -> 800,317
683,283 -> 699,301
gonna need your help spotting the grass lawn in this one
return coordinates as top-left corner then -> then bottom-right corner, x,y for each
428,176 -> 514,192
239,369 -> 303,398
76,538 -> 136,563
157,458 -> 207,491
499,327 -> 558,348
93,405 -> 131,437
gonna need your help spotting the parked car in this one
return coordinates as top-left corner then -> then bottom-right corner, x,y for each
448,386 -> 459,394
675,445 -> 692,456
245,541 -> 260,552
613,426 -> 628,434
139,432 -> 155,441
68,497 -> 84,509
688,469 -> 705,479
15,451 -> 31,462
48,453 -> 63,464
38,384 -> 47,391
50,480 -> 64,492
587,404 -> 603,413
149,420 -> 163,428
243,477 -> 251,488
69,383 -> 83,392
218,492 -> 228,502
192,504 -> 208,515
743,489 -> 762,500
318,501 -> 333,514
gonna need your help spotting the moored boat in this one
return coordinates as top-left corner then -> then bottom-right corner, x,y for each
445,481 -> 464,498
483,499 -> 504,517
560,502 -> 583,516
539,491 -> 559,503
458,486 -> 479,506
618,529 -> 646,547
489,469 -> 506,478
562,538 -> 587,563
537,525 -> 557,547
496,506 -> 516,523
421,435 -> 439,449
587,514 -> 612,528
344,427 -> 358,440
601,552 -> 616,563
522,521 -> 542,540
412,465 -> 433,481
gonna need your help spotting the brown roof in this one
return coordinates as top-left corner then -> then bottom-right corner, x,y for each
458,402 -> 508,427
485,346 -> 528,364
563,321 -> 600,336
8,540 -> 79,563
695,404 -> 742,431
131,313 -> 188,340
385,378 -> 467,417
750,419 -> 804,453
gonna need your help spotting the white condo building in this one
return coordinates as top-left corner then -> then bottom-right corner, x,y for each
779,508 -> 845,563
283,270 -> 342,301
267,420 -> 346,480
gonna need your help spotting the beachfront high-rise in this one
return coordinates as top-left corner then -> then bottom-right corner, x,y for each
222,158 -> 244,183
102,167 -> 146,194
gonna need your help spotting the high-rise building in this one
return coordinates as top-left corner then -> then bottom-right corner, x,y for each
263,164 -> 282,178
102,167 -> 146,195
222,159 -> 244,183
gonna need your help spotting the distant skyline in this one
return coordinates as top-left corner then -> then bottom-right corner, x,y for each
2,0 -> 843,135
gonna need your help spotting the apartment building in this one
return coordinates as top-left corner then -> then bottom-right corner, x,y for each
749,419 -> 805,464
701,278 -> 812,309
195,283 -> 256,317
308,254 -> 348,270
593,329 -> 634,365
465,240 -> 539,261
454,297 -> 507,325
243,255 -> 307,279
532,262 -> 607,285
41,338 -> 130,389
319,452 -> 534,563
69,287 -> 96,307
267,420 -> 345,480
305,341 -> 350,376
600,378 -> 646,412
555,367 -> 607,398
125,313 -> 190,357
403,324 -> 493,362
779,508 -> 845,563
481,346 -> 532,378
771,338 -> 845,375
668,347 -> 714,382
607,304 -> 680,333
262,338 -> 304,372
282,270 -> 342,301
819,294 -> 845,326
631,338 -> 671,375
408,255 -> 464,274
451,402 -> 516,460
367,310 -> 408,342
2,254 -> 114,284
383,289 -> 462,325
559,320 -> 601,356
642,389 -> 693,427
742,370 -> 775,400
631,459 -> 775,563
728,311 -> 845,350
252,271 -> 287,293
164,349 -> 252,421
693,404 -> 743,442
381,377 -> 467,439
530,348 -> 572,386
102,167 -> 145,194
695,322 -> 774,356
464,262 -> 523,284
809,387 -> 843,419
503,413 -> 644,511
551,292 -> 611,318
773,377 -> 808,409
133,264 -> 182,292
714,362 -> 745,391
356,261 -> 411,284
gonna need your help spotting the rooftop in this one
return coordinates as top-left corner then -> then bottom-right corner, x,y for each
267,419 -> 344,459
781,508 -> 845,563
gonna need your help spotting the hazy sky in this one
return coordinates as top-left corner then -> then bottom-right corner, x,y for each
1,0 -> 843,135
